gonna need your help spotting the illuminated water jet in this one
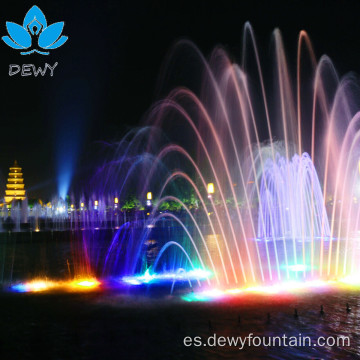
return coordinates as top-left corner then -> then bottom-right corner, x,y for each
107,22 -> 360,289
5,23 -> 360,296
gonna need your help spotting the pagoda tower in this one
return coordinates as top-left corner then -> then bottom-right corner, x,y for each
4,160 -> 26,203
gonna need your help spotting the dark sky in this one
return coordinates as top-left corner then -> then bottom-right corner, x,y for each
1,0 -> 360,200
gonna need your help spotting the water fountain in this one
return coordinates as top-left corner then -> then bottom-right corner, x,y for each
5,23 -> 360,296
99,22 -> 360,292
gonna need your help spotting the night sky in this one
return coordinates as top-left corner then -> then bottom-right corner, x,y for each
1,0 -> 360,200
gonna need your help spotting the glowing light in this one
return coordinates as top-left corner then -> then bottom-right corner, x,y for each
114,197 -> 119,204
71,278 -> 100,289
11,283 -> 27,292
9,276 -> 360,297
287,264 -> 307,272
29,281 -> 50,291
11,280 -> 56,292
124,279 -> 142,285
122,268 -> 212,285
339,275 -> 360,286
183,289 -> 223,302
56,206 -> 65,214
181,279 -> 360,302
143,269 -> 153,283
147,192 -> 152,200
10,278 -> 101,293
207,183 -> 215,194
225,288 -> 243,294
94,200 -> 98,206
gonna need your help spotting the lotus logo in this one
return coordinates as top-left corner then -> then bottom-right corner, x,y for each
2,5 -> 68,55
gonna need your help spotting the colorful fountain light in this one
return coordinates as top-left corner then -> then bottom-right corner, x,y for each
122,268 -> 212,286
11,23 -> 360,296
10,277 -> 101,293
182,278 -> 360,302
11,280 -> 57,293
144,22 -> 360,289
85,22 -> 360,293
70,278 -> 101,290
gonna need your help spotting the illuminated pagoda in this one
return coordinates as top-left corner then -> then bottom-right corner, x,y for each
4,160 -> 26,203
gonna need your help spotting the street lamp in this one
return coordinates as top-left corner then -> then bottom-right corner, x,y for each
146,192 -> 152,206
207,183 -> 215,198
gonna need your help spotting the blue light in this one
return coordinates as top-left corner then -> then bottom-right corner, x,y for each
11,283 -> 28,292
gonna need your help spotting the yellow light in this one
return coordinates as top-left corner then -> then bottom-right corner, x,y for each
71,278 -> 100,290
26,280 -> 55,292
114,197 -> 119,204
78,280 -> 98,287
94,200 -> 98,206
31,282 -> 49,291
207,183 -> 215,194
340,275 -> 360,286
71,204 -> 74,209
80,202 -> 84,208
225,288 -> 243,294
147,192 -> 152,200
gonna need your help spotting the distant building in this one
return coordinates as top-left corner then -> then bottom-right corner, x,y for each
5,160 -> 26,203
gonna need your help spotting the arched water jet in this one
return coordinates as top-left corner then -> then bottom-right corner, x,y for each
152,241 -> 203,287
43,23 -> 360,293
